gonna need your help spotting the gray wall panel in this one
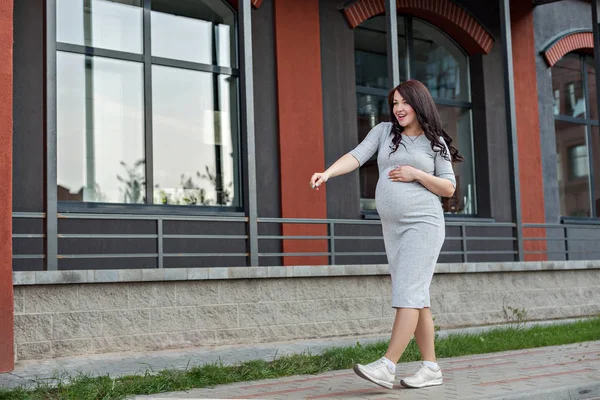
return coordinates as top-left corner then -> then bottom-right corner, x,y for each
252,0 -> 280,219
320,0 -> 361,220
251,0 -> 282,265
469,54 -> 492,218
482,44 -> 512,222
13,0 -> 45,212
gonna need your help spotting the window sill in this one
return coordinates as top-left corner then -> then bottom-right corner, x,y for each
57,201 -> 245,217
560,216 -> 600,226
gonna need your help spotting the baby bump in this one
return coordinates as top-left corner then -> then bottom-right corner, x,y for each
375,178 -> 442,221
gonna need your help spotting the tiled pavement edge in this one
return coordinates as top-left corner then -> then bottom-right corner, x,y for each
134,341 -> 600,400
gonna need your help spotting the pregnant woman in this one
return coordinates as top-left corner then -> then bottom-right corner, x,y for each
309,80 -> 462,390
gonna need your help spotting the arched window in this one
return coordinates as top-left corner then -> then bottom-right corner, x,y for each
552,53 -> 600,217
56,0 -> 240,207
355,15 -> 475,215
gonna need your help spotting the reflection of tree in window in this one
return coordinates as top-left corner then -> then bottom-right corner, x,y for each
117,160 -> 146,204
154,166 -> 233,206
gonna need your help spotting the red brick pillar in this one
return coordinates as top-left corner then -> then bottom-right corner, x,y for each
0,0 -> 14,372
510,0 -> 547,261
275,0 -> 328,265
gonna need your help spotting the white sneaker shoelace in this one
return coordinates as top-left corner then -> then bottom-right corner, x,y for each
367,358 -> 390,371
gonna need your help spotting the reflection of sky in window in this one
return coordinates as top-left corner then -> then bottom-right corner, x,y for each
216,24 -> 231,68
152,66 -> 234,204
57,53 -> 145,203
57,0 -> 143,53
58,55 -> 236,205
152,12 -> 212,65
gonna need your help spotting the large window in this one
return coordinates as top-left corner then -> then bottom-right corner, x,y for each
56,0 -> 241,208
552,54 -> 600,218
354,16 -> 475,214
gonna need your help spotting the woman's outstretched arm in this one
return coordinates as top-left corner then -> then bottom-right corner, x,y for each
309,154 -> 360,189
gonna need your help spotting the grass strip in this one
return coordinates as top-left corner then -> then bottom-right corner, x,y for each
2,316 -> 599,400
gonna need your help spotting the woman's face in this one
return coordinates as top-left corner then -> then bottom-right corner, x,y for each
392,91 -> 417,128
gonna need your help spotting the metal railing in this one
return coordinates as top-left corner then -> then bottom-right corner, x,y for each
523,223 -> 600,260
256,218 -> 517,263
11,212 -> 600,270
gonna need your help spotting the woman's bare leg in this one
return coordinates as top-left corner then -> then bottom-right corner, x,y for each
414,307 -> 436,362
383,308 -> 420,363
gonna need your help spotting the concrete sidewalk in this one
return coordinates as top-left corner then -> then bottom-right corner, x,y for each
134,341 -> 600,400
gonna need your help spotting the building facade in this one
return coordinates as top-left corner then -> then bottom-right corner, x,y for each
2,0 -> 600,371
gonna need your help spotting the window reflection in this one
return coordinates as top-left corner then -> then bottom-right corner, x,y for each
555,121 -> 590,217
413,20 -> 469,102
151,0 -> 235,67
436,105 -> 476,214
152,66 -> 238,206
587,58 -> 598,121
56,0 -> 241,208
552,55 -> 586,118
57,0 -> 143,54
569,145 -> 589,179
354,16 -> 407,89
57,52 -> 145,203
356,93 -> 389,210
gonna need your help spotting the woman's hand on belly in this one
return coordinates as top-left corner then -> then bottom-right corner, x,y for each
387,165 -> 454,197
387,165 -> 423,183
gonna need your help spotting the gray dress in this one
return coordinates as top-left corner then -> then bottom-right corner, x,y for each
349,122 -> 456,308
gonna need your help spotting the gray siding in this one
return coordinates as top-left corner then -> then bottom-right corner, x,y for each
320,0 -> 361,220
13,0 -> 45,213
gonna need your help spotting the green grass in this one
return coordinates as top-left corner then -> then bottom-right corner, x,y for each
2,317 -> 599,400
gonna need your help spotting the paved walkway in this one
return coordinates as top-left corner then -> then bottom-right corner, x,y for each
4,322 -> 541,389
134,341 -> 600,400
1,319 -> 599,399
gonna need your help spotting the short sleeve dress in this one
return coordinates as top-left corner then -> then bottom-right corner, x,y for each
349,122 -> 456,308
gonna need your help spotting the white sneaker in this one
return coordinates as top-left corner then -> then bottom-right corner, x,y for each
401,363 -> 443,388
353,357 -> 395,389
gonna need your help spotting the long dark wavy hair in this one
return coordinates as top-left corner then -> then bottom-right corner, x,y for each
388,80 -> 463,163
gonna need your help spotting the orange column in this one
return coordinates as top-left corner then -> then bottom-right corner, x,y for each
0,0 -> 14,372
510,0 -> 546,261
275,0 -> 328,265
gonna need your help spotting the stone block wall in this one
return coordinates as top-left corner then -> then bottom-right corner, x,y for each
12,261 -> 600,361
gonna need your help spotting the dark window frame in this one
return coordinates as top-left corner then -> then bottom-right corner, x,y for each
51,0 -> 244,215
